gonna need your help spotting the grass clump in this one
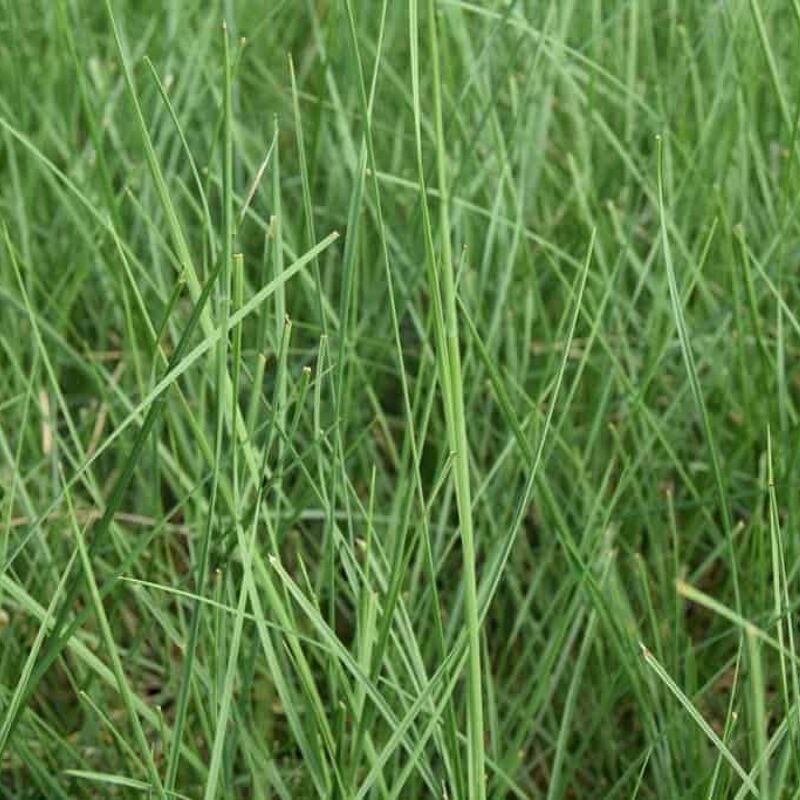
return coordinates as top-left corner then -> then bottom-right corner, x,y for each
3,1 -> 800,797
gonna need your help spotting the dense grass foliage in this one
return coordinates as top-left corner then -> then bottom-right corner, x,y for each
2,1 -> 800,797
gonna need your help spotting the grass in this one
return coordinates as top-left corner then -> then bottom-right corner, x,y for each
2,0 -> 800,797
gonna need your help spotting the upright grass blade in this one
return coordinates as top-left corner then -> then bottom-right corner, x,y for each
410,2 -> 486,794
288,54 -> 327,337
203,452 -> 270,800
766,427 -> 800,779
342,2 -> 464,794
0,242 -> 220,744
640,643 -> 758,797
547,578 -> 606,800
143,56 -> 216,258
102,0 -> 259,484
746,625 -> 769,800
747,0 -> 793,135
62,473 -> 165,798
656,134 -> 742,613
167,26 -> 247,789
474,232 -> 595,622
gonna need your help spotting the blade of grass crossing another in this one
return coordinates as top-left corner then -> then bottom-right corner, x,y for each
62,473 -> 166,798
655,134 -> 742,613
166,27 -> 236,789
4,251 -> 224,746
410,1 -> 486,794
640,643 -> 759,797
